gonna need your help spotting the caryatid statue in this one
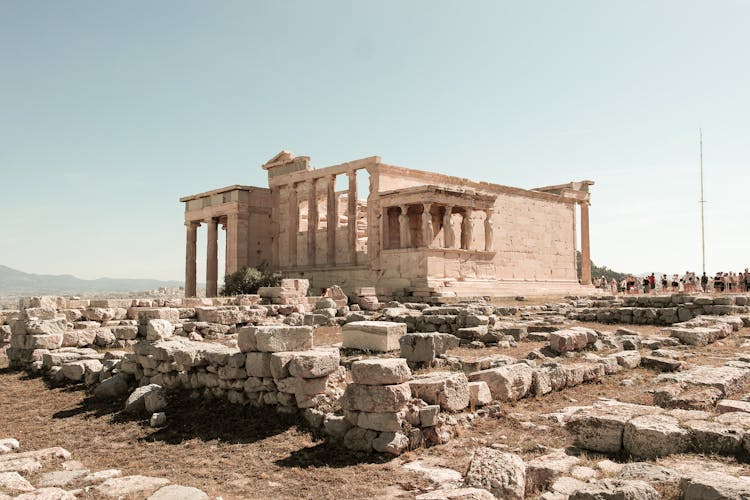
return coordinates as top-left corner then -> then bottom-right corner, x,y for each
422,203 -> 433,247
484,209 -> 494,251
443,205 -> 455,248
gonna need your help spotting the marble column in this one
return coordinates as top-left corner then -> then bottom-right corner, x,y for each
580,201 -> 592,285
206,217 -> 218,297
347,170 -> 357,264
421,203 -> 433,247
288,183 -> 299,267
484,209 -> 494,252
461,208 -> 473,250
326,175 -> 337,266
307,178 -> 318,266
185,222 -> 198,297
398,204 -> 410,248
443,205 -> 455,249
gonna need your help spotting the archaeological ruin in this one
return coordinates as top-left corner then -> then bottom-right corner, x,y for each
180,151 -> 595,298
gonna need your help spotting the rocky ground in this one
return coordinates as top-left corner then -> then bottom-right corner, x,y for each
3,293 -> 750,499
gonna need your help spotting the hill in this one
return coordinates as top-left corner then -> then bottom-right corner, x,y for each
0,265 -> 183,295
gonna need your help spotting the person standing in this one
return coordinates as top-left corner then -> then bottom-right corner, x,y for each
649,273 -> 656,293
701,272 -> 709,293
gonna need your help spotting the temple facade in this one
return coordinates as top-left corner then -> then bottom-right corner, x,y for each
180,151 -> 594,298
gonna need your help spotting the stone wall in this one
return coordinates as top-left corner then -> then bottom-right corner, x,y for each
569,294 -> 750,325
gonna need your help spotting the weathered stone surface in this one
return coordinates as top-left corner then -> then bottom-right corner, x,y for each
717,399 -> 750,414
566,402 -> 661,453
288,349 -> 340,378
680,471 -> 750,499
399,332 -> 459,362
525,450 -> 580,490
372,431 -> 409,455
37,469 -> 90,487
622,414 -> 689,458
323,414 -> 352,438
357,411 -> 404,432
245,352 -> 272,378
253,326 -> 313,352
343,321 -> 406,352
468,381 -> 492,407
613,351 -> 641,369
548,329 -> 589,353
343,427 -> 377,451
93,475 -> 170,497
468,364 -> 533,401
0,471 -> 34,493
618,462 -> 679,483
641,356 -> 682,372
146,319 -> 174,341
13,487 -> 77,499
569,479 -> 660,500
464,448 -> 525,500
144,386 -> 168,414
341,383 -> 411,413
657,365 -> 750,396
410,372 -> 470,412
147,484 -> 209,500
350,358 -> 412,385
124,384 -> 162,415
269,352 -> 295,379
684,419 -> 743,455
415,487 -> 494,500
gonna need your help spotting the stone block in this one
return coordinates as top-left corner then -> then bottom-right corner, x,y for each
146,319 -> 174,341
717,399 -> 750,414
468,364 -> 534,401
343,321 -> 406,352
350,358 -> 412,385
409,371 -> 470,412
343,427 -> 377,452
548,329 -> 590,353
468,381 -> 492,407
569,479 -> 659,500
61,359 -> 102,382
288,349 -> 340,378
622,414 -> 690,458
464,448 -> 526,500
399,332 -> 460,362
253,326 -> 313,352
680,472 -> 750,500
372,431 -> 409,455
566,402 -> 661,454
357,411 -> 405,432
245,352 -> 272,378
683,419 -> 742,455
269,352 -> 296,379
341,383 -> 411,413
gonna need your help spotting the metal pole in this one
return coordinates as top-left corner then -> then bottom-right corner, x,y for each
699,128 -> 706,275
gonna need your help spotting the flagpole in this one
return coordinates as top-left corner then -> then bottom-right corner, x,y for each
699,128 -> 706,275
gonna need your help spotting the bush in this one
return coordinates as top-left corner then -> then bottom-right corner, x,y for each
221,266 -> 282,296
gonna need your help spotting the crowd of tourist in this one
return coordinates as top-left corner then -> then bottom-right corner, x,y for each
595,269 -> 750,295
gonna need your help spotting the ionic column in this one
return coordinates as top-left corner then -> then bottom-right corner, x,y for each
307,178 -> 318,266
206,218 -> 218,297
225,213 -> 239,275
185,222 -> 198,297
580,201 -> 592,285
461,208 -> 473,250
422,203 -> 433,248
288,183 -> 298,267
326,175 -> 337,266
398,204 -> 410,248
347,170 -> 357,264
484,209 -> 494,251
443,205 -> 455,249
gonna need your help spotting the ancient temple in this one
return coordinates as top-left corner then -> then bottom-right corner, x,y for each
180,151 -> 593,298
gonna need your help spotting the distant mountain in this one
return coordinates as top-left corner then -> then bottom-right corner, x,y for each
0,265 -> 183,295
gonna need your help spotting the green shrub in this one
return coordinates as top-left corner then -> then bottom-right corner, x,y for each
221,266 -> 282,296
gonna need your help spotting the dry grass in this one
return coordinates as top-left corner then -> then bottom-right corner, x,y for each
0,356 -> 430,499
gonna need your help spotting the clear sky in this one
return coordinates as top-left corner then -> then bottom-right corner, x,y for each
1,1 -> 748,282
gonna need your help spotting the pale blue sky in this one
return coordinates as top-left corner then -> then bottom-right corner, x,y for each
1,1 -> 748,281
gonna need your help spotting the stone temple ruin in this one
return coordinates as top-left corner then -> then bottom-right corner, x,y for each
6,154 -> 750,498
180,151 -> 595,299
